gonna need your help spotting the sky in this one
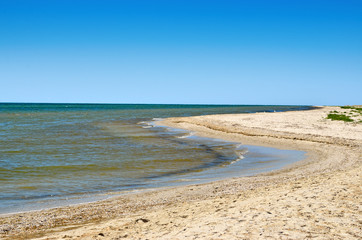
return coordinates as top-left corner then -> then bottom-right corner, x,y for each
0,0 -> 361,105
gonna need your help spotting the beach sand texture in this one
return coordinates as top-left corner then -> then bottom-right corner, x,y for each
1,106 -> 361,239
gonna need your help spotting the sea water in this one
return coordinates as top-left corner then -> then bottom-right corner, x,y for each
0,103 -> 309,214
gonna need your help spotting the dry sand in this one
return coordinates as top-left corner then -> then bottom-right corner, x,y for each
1,106 -> 361,239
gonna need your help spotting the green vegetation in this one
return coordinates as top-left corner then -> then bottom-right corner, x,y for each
327,113 -> 354,122
341,106 -> 353,109
341,106 -> 362,112
326,106 -> 362,123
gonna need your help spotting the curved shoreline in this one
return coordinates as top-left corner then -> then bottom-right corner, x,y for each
0,118 -> 305,216
1,106 -> 361,239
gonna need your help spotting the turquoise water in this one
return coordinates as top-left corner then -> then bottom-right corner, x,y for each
0,103 -> 309,214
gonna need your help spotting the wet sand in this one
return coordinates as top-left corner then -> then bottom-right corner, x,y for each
1,106 -> 361,239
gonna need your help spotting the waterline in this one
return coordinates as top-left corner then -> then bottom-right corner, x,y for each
0,104 -> 309,214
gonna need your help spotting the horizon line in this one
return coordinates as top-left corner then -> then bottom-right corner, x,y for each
0,102 -> 315,106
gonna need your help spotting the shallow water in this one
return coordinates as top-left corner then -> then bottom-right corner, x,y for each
0,103 -> 309,214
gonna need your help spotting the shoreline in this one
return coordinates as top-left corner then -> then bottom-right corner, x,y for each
0,120 -> 306,217
1,106 -> 361,239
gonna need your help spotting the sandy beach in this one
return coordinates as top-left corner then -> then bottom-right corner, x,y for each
1,106 -> 361,239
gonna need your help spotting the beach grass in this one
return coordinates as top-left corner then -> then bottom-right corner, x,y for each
341,106 -> 362,112
325,106 -> 362,122
327,113 -> 354,122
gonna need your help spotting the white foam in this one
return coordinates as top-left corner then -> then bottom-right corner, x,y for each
230,148 -> 249,164
152,118 -> 164,121
137,120 -> 156,129
235,143 -> 245,149
176,132 -> 194,139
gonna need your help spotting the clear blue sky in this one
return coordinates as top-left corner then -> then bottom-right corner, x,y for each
0,0 -> 361,105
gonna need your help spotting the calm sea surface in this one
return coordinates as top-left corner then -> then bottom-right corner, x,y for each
0,103 -> 309,214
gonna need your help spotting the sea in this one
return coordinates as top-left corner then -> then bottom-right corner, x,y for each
0,103 -> 309,214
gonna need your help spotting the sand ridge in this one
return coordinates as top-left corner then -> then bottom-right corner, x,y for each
1,106 -> 361,239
